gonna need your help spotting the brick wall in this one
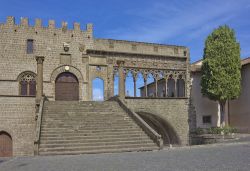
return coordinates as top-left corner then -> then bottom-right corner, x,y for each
124,98 -> 190,145
0,96 -> 36,156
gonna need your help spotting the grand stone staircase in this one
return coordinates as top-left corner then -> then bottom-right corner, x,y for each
38,101 -> 158,155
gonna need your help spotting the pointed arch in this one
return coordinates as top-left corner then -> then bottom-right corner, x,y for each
17,71 -> 37,96
125,71 -> 134,97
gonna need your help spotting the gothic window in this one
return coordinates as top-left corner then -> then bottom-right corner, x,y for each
27,39 -> 34,54
19,72 -> 36,96
177,75 -> 185,97
167,75 -> 175,97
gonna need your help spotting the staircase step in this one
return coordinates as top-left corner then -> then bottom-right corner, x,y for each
40,133 -> 149,141
39,139 -> 154,148
39,143 -> 156,153
40,136 -> 150,144
40,131 -> 143,135
39,146 -> 158,156
39,100 -> 158,155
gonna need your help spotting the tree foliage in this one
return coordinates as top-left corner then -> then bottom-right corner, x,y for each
201,25 -> 241,125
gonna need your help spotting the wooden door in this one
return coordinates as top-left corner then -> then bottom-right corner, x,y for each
0,132 -> 12,157
55,72 -> 79,101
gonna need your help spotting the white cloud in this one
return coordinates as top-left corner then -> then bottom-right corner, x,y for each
105,0 -> 250,43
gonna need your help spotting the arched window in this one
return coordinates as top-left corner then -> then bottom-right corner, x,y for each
167,75 -> 175,97
177,75 -> 185,97
136,72 -> 144,97
147,73 -> 155,97
92,77 -> 104,101
125,71 -> 134,97
113,72 -> 119,96
18,72 -> 36,96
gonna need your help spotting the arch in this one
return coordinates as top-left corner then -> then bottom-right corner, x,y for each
125,71 -> 134,97
17,71 -> 37,96
50,65 -> 83,83
0,131 -> 13,157
55,72 -> 79,101
51,65 -> 83,100
167,75 -> 175,97
136,72 -> 144,97
177,75 -> 185,97
92,77 -> 104,101
147,73 -> 155,97
113,71 -> 119,96
136,112 -> 181,146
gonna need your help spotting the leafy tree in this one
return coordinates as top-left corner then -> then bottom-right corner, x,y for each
201,25 -> 241,127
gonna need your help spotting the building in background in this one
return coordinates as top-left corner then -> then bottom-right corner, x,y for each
191,57 -> 250,132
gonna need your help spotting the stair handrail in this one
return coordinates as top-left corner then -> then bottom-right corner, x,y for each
34,96 -> 46,155
111,96 -> 163,149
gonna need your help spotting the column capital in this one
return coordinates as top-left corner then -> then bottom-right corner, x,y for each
36,56 -> 45,64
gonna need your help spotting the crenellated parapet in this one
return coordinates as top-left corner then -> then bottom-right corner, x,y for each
2,16 -> 93,34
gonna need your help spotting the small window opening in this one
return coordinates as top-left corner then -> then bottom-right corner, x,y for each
27,39 -> 34,54
202,116 -> 212,124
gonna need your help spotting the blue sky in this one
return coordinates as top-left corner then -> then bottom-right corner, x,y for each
0,0 -> 249,62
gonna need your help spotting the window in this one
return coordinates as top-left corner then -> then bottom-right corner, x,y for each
202,116 -> 212,124
183,50 -> 187,56
177,75 -> 185,97
27,39 -> 34,54
19,72 -> 36,96
167,75 -> 175,97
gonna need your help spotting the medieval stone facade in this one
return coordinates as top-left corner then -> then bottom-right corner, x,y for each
0,16 -> 191,156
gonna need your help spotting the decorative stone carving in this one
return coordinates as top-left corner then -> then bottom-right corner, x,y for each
63,42 -> 70,52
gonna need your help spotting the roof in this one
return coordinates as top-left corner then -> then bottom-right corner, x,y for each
241,57 -> 250,66
191,57 -> 250,72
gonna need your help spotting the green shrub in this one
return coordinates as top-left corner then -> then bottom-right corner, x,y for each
207,126 -> 237,135
194,128 -> 204,135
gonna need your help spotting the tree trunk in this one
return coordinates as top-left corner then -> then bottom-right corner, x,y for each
219,101 -> 226,127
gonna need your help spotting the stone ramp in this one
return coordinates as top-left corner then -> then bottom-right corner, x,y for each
38,101 -> 158,155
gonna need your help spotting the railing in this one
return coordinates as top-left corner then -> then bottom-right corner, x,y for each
34,96 -> 46,155
111,96 -> 163,149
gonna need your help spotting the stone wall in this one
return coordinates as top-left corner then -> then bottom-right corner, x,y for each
0,16 -> 93,100
0,96 -> 36,156
0,16 -> 191,156
94,39 -> 188,57
124,98 -> 190,145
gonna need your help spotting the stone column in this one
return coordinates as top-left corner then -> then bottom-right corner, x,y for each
155,78 -> 158,97
165,78 -> 168,97
117,60 -> 125,98
144,78 -> 147,97
175,79 -> 177,97
36,56 -> 45,104
133,76 -> 137,97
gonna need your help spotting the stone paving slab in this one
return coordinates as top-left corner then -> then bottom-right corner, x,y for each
0,141 -> 250,171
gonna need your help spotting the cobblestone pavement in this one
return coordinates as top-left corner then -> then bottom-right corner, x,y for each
0,141 -> 250,171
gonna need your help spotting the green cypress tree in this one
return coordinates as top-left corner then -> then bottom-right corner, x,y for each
201,25 -> 241,127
